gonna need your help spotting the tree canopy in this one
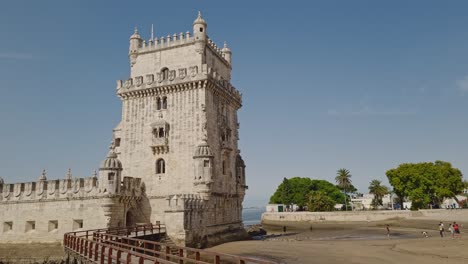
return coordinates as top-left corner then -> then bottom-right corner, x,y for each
368,180 -> 389,209
386,161 -> 463,209
269,177 -> 345,208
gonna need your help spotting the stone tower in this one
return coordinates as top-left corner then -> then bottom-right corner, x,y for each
113,12 -> 247,247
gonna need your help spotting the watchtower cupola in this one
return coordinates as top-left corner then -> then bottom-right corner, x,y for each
99,144 -> 123,194
129,27 -> 142,66
193,11 -> 207,41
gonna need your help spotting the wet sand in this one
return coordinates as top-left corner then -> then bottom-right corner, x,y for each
1,220 -> 466,264
211,220 -> 468,264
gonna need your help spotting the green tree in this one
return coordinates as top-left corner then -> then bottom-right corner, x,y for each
386,161 -> 464,210
335,168 -> 353,211
307,191 -> 336,212
368,180 -> 389,209
269,177 -> 345,208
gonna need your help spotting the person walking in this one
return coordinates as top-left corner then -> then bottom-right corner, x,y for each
448,224 -> 455,239
386,224 -> 390,239
438,222 -> 444,237
453,222 -> 461,239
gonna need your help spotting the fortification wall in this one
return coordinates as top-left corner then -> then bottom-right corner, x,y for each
0,176 -> 142,243
262,209 -> 468,225
0,197 -> 108,243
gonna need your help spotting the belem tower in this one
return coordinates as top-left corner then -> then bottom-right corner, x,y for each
0,12 -> 248,247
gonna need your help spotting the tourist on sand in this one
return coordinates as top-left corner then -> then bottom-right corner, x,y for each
386,225 -> 390,239
453,222 -> 461,239
438,222 -> 444,237
448,224 -> 455,239
422,231 -> 429,238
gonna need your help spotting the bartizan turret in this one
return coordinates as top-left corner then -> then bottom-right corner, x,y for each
193,11 -> 207,54
129,27 -> 142,66
98,144 -> 123,194
222,42 -> 232,65
193,139 -> 214,199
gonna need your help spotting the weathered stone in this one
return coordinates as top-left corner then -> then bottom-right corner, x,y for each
0,12 -> 247,247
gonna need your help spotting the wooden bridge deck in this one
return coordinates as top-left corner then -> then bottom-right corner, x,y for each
63,224 -> 276,264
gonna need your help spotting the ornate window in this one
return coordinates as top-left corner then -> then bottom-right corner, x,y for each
162,96 -> 167,109
156,159 -> 166,174
158,127 -> 165,138
156,97 -> 161,110
161,68 -> 169,80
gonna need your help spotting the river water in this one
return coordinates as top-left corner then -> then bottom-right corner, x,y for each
242,207 -> 265,226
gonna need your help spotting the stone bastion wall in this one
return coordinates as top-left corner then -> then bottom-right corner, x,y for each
262,209 -> 468,226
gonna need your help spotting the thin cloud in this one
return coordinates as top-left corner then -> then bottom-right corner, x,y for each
456,75 -> 468,94
0,52 -> 33,60
327,106 -> 417,117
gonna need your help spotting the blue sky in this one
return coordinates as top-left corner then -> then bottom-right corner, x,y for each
0,1 -> 467,207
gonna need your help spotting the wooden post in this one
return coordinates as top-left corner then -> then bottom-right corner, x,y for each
166,247 -> 171,261
107,247 -> 113,264
100,246 -> 106,264
215,255 -> 220,264
126,252 -> 131,264
94,243 -> 99,261
179,248 -> 184,264
116,250 -> 122,264
196,252 -> 200,261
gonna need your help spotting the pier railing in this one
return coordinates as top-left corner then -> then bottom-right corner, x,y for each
64,224 -> 276,264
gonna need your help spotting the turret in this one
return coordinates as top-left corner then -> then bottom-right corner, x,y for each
99,144 -> 123,194
222,41 -> 232,65
129,27 -> 142,66
193,140 -> 214,199
193,11 -> 207,53
38,170 -> 47,181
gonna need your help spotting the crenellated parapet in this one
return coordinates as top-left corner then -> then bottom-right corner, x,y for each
0,175 -> 143,203
116,63 -> 242,106
0,176 -> 98,202
137,32 -> 194,53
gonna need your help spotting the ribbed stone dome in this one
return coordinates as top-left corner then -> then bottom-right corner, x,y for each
222,42 -> 231,53
193,141 -> 213,158
193,11 -> 207,26
130,27 -> 141,40
100,149 -> 123,170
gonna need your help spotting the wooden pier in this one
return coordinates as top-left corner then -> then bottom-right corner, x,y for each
63,224 -> 276,264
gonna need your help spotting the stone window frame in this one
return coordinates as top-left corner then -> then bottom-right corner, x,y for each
156,158 -> 166,174
25,221 -> 36,232
73,219 -> 83,230
161,68 -> 169,80
3,221 -> 13,233
162,96 -> 168,109
48,220 -> 58,232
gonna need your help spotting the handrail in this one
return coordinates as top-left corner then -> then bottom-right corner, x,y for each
64,224 -> 276,264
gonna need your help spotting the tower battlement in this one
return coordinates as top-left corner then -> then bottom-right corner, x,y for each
116,63 -> 242,105
0,172 -> 142,203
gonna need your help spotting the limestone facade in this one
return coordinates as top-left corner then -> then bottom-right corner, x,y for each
0,12 -> 247,247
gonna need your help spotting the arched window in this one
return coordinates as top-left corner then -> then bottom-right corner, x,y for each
158,127 -> 165,138
222,159 -> 226,175
161,68 -> 169,80
156,159 -> 165,174
156,97 -> 161,110
162,96 -> 167,109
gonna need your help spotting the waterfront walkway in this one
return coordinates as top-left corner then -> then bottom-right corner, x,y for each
63,224 -> 275,264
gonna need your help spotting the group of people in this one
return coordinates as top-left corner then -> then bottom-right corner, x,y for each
437,221 -> 461,239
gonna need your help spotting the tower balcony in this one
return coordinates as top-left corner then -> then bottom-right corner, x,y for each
151,138 -> 169,154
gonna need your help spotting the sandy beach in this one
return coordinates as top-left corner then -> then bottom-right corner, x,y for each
1,219 -> 466,264
211,219 -> 468,264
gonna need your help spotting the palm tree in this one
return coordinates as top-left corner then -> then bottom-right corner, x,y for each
336,168 -> 352,211
368,180 -> 389,209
